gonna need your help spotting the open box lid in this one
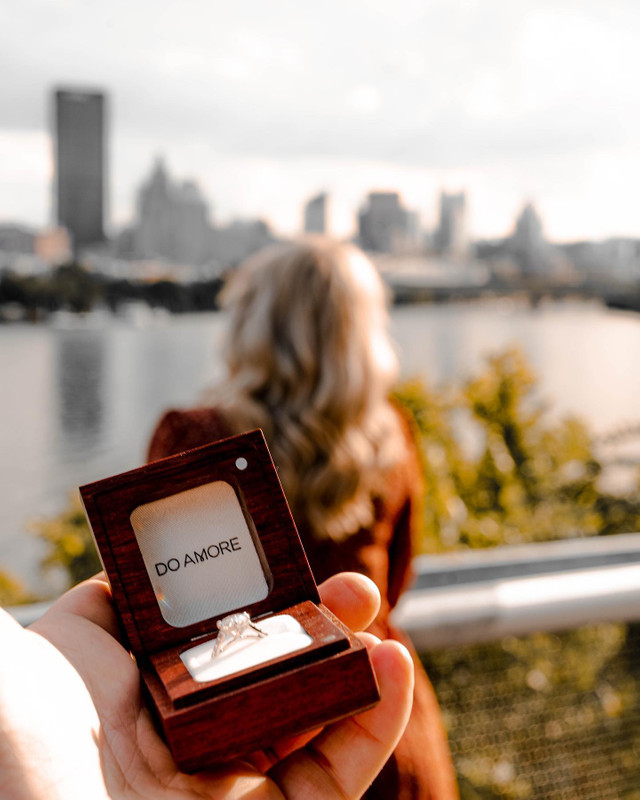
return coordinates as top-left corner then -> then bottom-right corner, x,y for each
80,430 -> 320,659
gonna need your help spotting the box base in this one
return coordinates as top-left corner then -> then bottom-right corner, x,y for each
142,607 -> 380,772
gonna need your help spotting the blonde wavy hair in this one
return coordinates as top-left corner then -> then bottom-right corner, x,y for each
208,237 -> 407,541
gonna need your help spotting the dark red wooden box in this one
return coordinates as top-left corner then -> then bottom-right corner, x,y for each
80,429 -> 379,772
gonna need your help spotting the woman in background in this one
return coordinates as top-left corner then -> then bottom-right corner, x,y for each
148,237 -> 458,800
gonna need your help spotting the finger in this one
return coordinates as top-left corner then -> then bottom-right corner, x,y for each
318,572 -> 380,632
250,634 -> 382,772
356,631 -> 381,651
250,579 -> 382,772
31,573 -> 122,641
269,639 -> 414,799
247,725 -> 323,773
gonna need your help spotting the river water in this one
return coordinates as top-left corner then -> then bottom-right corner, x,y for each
1,298 -> 639,589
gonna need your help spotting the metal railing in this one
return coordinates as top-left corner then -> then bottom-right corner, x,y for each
7,532 -> 640,636
393,532 -> 640,648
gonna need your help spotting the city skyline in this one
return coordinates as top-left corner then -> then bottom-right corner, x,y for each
1,1 -> 639,242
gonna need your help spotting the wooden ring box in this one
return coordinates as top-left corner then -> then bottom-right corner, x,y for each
80,429 -> 380,772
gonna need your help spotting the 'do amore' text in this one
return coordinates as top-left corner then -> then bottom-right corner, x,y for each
155,537 -> 242,576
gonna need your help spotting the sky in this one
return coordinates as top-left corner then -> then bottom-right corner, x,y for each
1,0 -> 639,242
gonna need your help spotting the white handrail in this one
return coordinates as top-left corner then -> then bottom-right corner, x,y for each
394,563 -> 640,649
6,533 -> 640,644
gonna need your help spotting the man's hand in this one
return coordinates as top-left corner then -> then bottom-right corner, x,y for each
0,572 -> 413,799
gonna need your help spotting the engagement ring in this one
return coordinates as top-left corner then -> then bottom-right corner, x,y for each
211,611 -> 267,659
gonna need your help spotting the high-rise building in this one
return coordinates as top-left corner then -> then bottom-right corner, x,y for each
134,157 -> 212,265
510,202 -> 549,275
53,88 -> 107,251
303,192 -> 327,234
210,219 -> 275,267
358,191 -> 412,253
135,159 -> 176,260
434,191 -> 468,259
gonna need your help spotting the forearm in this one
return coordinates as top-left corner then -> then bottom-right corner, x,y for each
0,720 -> 62,800
0,610 -> 108,800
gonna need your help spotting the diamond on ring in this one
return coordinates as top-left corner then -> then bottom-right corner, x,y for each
211,611 -> 267,659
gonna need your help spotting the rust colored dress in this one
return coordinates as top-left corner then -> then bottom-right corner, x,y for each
148,406 -> 459,800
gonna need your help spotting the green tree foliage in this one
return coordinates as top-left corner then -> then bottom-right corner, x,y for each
394,348 -> 640,552
0,264 -> 224,317
30,493 -> 101,589
50,263 -> 101,312
0,568 -> 33,606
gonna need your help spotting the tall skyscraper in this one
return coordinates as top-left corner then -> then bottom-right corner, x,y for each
303,192 -> 327,234
510,202 -> 549,275
358,191 -> 411,253
434,191 -> 468,259
134,157 -> 212,265
53,88 -> 107,250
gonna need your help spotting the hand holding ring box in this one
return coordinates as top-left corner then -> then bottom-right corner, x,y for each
79,430 -> 380,772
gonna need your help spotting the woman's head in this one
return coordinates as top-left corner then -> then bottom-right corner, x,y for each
223,237 -> 398,417
213,236 -> 406,541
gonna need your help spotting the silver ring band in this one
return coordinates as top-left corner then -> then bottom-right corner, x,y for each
211,611 -> 267,659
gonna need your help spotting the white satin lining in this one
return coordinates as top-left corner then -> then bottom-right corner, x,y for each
180,614 -> 313,682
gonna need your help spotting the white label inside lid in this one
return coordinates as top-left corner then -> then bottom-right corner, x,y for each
130,480 -> 269,627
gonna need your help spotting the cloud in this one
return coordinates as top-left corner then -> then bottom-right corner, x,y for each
0,0 -> 639,237
0,130 -> 50,224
